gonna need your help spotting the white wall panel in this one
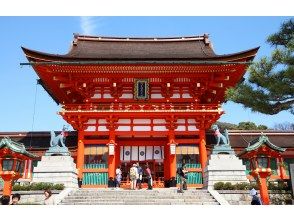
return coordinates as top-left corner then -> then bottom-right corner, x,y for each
121,93 -> 133,99
153,119 -> 166,124
117,126 -> 131,131
85,119 -> 96,124
175,126 -> 186,131
133,119 -> 151,124
133,126 -> 151,131
151,93 -> 164,99
171,93 -> 180,98
182,93 -> 192,98
92,93 -> 101,98
188,126 -> 198,131
98,126 -> 108,131
85,126 -> 96,131
153,126 -> 168,131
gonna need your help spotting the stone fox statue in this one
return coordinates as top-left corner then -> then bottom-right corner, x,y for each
211,125 -> 230,146
50,131 -> 66,148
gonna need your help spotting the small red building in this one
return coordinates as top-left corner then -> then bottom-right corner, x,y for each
20,34 -> 262,188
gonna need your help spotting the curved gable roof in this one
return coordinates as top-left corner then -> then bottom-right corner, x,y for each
22,34 -> 259,62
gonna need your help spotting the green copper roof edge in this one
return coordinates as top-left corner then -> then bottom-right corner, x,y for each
238,135 -> 285,157
0,137 -> 37,158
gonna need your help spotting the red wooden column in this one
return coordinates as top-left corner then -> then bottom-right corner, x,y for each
199,129 -> 207,174
168,131 -> 176,179
115,142 -> 120,171
259,173 -> 270,205
164,143 -> 170,181
108,131 -> 116,179
278,157 -> 286,179
77,131 -> 85,179
2,177 -> 12,196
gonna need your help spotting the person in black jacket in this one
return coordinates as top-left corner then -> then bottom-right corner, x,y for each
177,164 -> 188,193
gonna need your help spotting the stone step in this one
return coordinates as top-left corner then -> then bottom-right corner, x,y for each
76,190 -> 209,192
60,189 -> 219,205
76,189 -> 208,192
70,191 -> 210,195
66,193 -> 214,197
67,196 -> 213,200
62,198 -> 217,202
60,201 -> 219,205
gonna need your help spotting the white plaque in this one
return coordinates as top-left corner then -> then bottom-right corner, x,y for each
109,143 -> 115,155
170,144 -> 176,155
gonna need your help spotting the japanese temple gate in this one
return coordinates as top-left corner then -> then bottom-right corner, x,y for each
22,34 -> 258,188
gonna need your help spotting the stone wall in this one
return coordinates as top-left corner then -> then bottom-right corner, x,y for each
9,190 -> 62,205
217,190 -> 292,205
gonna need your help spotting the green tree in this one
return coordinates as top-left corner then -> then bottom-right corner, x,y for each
226,19 -> 294,115
215,121 -> 238,130
237,121 -> 267,130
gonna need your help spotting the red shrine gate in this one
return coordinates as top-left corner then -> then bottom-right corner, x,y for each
22,34 -> 258,188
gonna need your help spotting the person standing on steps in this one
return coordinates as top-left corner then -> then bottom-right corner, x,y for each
136,162 -> 143,189
177,164 -> 188,193
115,165 -> 122,189
130,164 -> 138,190
145,164 -> 153,190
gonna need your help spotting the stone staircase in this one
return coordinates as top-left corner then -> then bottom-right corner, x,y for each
60,188 -> 219,205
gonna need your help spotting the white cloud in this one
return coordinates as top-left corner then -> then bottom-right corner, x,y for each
80,16 -> 104,35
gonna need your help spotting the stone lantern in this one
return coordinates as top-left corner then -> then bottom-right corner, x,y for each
238,134 -> 286,205
0,137 -> 37,196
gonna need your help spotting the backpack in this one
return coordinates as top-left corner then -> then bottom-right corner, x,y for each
130,167 -> 136,178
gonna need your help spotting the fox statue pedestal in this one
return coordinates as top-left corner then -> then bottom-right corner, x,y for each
203,154 -> 249,189
32,156 -> 78,188
32,129 -> 78,188
204,125 -> 249,189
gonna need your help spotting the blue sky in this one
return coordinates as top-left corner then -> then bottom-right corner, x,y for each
0,16 -> 293,132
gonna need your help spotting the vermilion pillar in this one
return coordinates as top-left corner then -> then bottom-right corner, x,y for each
2,176 -> 12,196
169,131 -> 176,178
199,129 -> 207,174
77,132 -> 85,179
108,131 -> 116,179
278,157 -> 286,179
258,173 -> 270,205
115,143 -> 120,171
164,144 -> 170,181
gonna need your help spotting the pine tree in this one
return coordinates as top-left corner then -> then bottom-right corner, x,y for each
226,19 -> 294,115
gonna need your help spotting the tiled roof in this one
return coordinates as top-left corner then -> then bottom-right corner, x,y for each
22,34 -> 259,61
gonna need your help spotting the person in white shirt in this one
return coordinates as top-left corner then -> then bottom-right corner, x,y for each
115,165 -> 122,188
129,164 -> 138,190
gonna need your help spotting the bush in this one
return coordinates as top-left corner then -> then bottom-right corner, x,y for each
12,182 -> 65,191
214,182 -> 224,190
268,180 -> 290,191
248,182 -> 260,190
54,184 -> 65,190
214,182 -> 260,190
235,182 -> 248,190
223,182 -> 235,190
213,181 -> 292,191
